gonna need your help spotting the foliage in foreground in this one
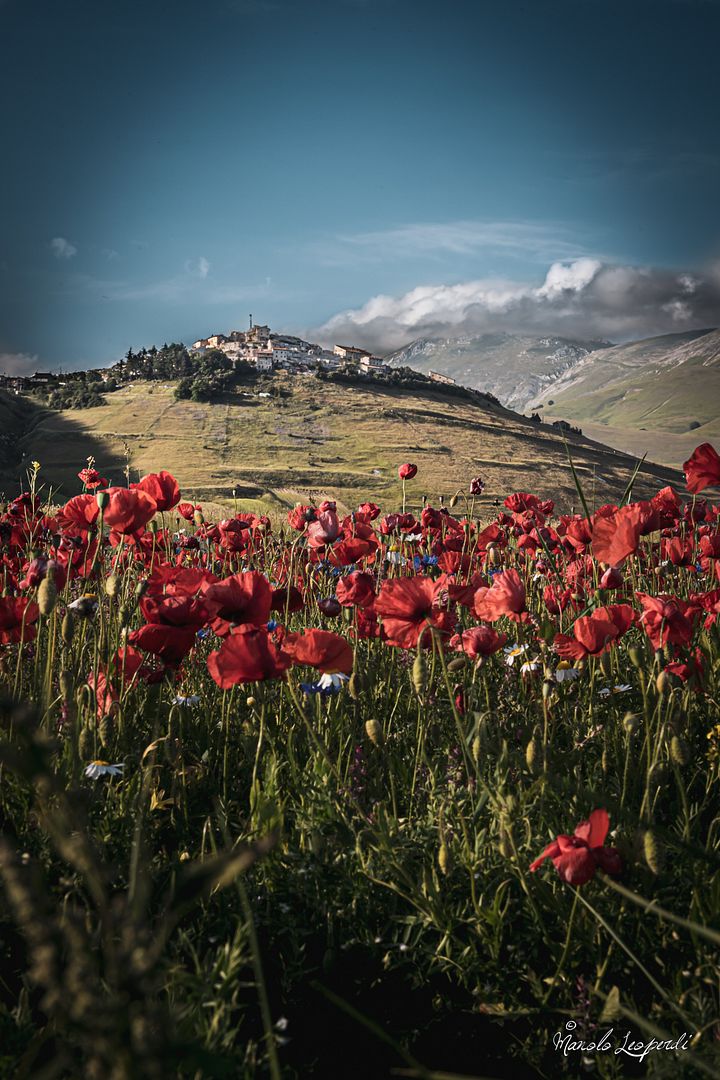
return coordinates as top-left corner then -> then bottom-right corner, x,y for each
0,447 -> 719,1078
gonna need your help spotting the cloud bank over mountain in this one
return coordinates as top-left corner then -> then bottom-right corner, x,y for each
317,260 -> 720,352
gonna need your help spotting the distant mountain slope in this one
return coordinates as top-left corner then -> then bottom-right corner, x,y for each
0,375 -> 682,515
388,333 -> 612,411
535,328 -> 720,438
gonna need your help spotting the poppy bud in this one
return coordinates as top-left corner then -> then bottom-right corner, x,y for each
647,761 -> 669,793
38,574 -> 57,616
498,822 -> 513,859
96,490 -> 109,511
542,678 -> 554,701
148,518 -> 158,534
486,544 -> 501,566
105,574 -> 120,598
246,696 -> 256,708
412,651 -> 427,699
601,749 -> 609,774
447,656 -> 466,673
99,714 -> 113,749
193,509 -> 205,526
643,829 -> 665,875
61,612 -> 74,644
365,718 -> 384,746
670,735 -> 691,767
79,725 -> 93,760
117,604 -> 131,628
628,646 -> 644,669
599,653 -> 613,676
655,670 -> 670,695
472,734 -> 482,764
134,579 -> 148,601
348,671 -> 361,700
59,671 -> 73,699
623,712 -> 641,734
525,730 -> 542,775
438,841 -> 452,876
449,491 -> 460,508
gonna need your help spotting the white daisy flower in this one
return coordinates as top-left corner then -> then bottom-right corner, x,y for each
504,644 -> 528,667
84,760 -> 124,779
598,683 -> 632,698
555,663 -> 581,683
67,594 -> 98,617
520,658 -> 541,675
317,672 -> 349,691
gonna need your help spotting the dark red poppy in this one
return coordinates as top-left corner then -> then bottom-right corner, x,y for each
132,470 -> 181,512
450,625 -> 507,658
287,504 -> 316,530
284,628 -> 354,674
398,463 -> 417,480
0,596 -> 40,644
207,625 -> 292,688
530,808 -> 621,886
103,487 -> 157,535
684,443 -> 720,494
78,467 -> 108,490
335,571 -> 376,608
270,584 -> 305,614
128,623 -> 197,666
374,577 -> 455,649
203,571 -> 273,635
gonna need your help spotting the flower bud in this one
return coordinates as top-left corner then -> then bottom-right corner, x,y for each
365,718 -> 384,746
447,656 -> 466,673
623,712 -> 641,735
655,670 -> 670,695
643,829 -> 665,874
670,735 -> 691,767
412,651 -> 427,699
96,490 -> 109,511
61,612 -> 74,644
438,841 -> 452,875
105,574 -> 120,598
37,575 -> 57,616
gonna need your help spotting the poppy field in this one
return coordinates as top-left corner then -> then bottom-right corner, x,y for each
1,444 -> 720,1078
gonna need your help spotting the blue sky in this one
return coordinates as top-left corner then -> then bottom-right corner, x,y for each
2,0 -> 720,370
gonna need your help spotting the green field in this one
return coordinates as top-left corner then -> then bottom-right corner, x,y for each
0,374 -> 682,514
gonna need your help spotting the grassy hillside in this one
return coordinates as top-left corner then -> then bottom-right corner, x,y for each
0,374 -> 683,515
536,329 -> 720,464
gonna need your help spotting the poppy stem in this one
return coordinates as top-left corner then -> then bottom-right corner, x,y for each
542,888 -> 579,1003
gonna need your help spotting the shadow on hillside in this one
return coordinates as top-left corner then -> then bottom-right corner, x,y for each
0,392 -> 127,502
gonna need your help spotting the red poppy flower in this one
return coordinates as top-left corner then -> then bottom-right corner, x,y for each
637,593 -> 699,650
270,584 -> 305,614
177,501 -> 199,521
78,467 -> 108,490
530,808 -> 622,886
398,463 -> 417,480
335,571 -> 376,608
140,593 -> 210,630
57,494 -> 101,532
132,470 -> 181,512
554,604 -> 634,660
128,623 -> 197,666
103,487 -> 157,535
450,625 -> 507,659
473,569 -> 527,623
207,625 -> 292,688
374,577 -> 454,649
284,628 -> 354,674
0,596 -> 40,644
356,501 -> 380,521
307,509 -> 341,548
203,571 -> 273,635
684,443 -> 720,494
287,504 -> 316,530
591,503 -> 646,566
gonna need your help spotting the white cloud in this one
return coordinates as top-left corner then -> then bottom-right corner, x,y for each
185,256 -> 211,279
51,237 -> 77,260
312,219 -> 589,267
316,259 -> 720,352
0,351 -> 40,376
